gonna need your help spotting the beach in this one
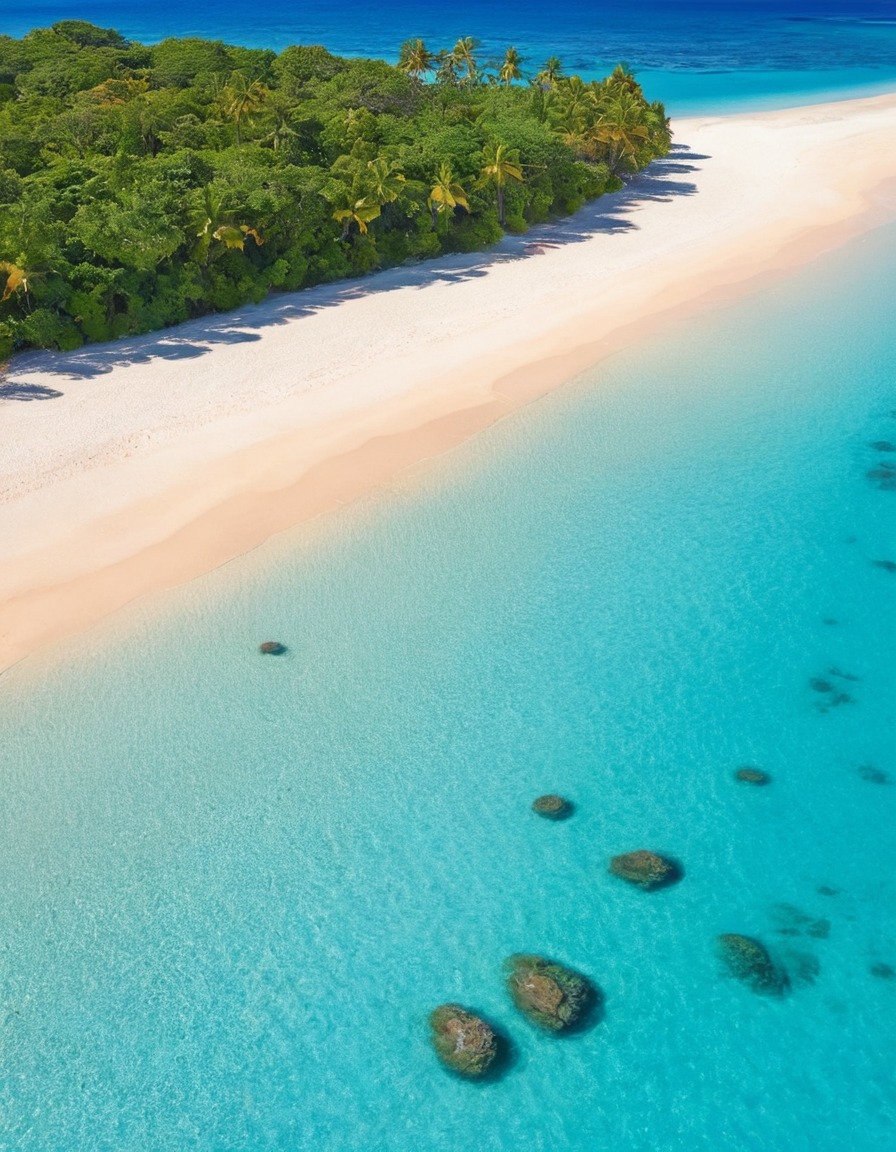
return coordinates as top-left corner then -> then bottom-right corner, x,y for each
2,91 -> 896,673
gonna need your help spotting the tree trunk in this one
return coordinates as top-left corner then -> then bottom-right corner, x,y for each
497,185 -> 505,226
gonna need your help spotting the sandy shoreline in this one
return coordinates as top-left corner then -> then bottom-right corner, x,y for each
2,92 -> 896,673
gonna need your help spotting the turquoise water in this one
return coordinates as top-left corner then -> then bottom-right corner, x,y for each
1,218 -> 894,1147
4,1 -> 896,114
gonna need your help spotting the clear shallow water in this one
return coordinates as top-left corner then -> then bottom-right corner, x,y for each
0,221 -> 894,1148
3,0 -> 896,114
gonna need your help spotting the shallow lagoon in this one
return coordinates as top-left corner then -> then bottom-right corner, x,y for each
0,221 -> 894,1149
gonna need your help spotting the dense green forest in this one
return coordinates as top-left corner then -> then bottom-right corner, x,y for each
0,22 -> 671,358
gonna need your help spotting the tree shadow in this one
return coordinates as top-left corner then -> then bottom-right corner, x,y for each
5,145 -> 708,385
0,382 -> 64,400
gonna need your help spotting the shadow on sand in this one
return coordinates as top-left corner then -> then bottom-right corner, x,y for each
0,382 -> 65,401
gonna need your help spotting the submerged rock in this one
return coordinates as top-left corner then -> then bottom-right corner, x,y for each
869,440 -> 896,452
769,902 -> 830,940
869,962 -> 895,981
609,850 -> 682,891
504,954 -> 595,1032
867,459 -> 896,487
428,1004 -> 499,1078
717,934 -> 788,995
872,559 -> 896,573
816,885 -> 839,897
858,764 -> 891,785
811,673 -> 854,711
531,794 -> 574,820
734,767 -> 772,786
258,641 -> 287,655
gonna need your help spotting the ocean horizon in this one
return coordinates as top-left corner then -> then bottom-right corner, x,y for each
4,0 -> 896,113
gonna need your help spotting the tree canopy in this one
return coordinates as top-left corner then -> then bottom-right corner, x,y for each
0,24 -> 671,357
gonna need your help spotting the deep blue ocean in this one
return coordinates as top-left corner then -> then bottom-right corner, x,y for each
3,0 -> 896,113
1,3 -> 896,1150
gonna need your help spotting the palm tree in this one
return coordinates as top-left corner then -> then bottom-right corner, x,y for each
329,158 -> 405,239
435,50 -> 458,85
609,63 -> 643,97
222,73 -> 267,146
434,49 -> 459,86
478,141 -> 523,226
591,91 -> 650,174
551,103 -> 588,153
397,39 -> 435,81
554,75 -> 595,118
212,224 -> 265,250
0,260 -> 33,303
332,195 -> 381,238
451,37 -> 481,87
534,56 -> 564,89
263,98 -> 298,151
365,157 -> 406,206
548,76 -> 596,155
645,100 -> 673,155
499,47 -> 524,87
191,187 -> 262,261
427,162 -> 470,227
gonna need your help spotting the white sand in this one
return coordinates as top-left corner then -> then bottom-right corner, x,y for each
2,93 -> 896,670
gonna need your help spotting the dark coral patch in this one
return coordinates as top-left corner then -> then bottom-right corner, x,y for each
504,954 -> 598,1033
259,641 -> 287,655
609,850 -> 683,891
429,1005 -> 500,1078
532,794 -> 574,820
717,934 -> 789,996
858,764 -> 890,785
770,903 -> 830,941
734,767 -> 772,786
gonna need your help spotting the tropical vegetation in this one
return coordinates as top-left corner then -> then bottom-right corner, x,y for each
0,23 -> 671,357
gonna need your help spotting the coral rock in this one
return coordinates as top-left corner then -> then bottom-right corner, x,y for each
504,954 -> 595,1032
717,933 -> 788,995
429,1005 -> 498,1078
609,850 -> 682,890
734,767 -> 772,786
258,641 -> 286,655
531,794 -> 573,820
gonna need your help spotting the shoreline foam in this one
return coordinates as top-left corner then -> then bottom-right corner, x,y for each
2,93 -> 895,673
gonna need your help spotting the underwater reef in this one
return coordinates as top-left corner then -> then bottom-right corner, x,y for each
609,850 -> 683,891
504,954 -> 596,1033
428,1005 -> 499,1078
717,933 -> 789,996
